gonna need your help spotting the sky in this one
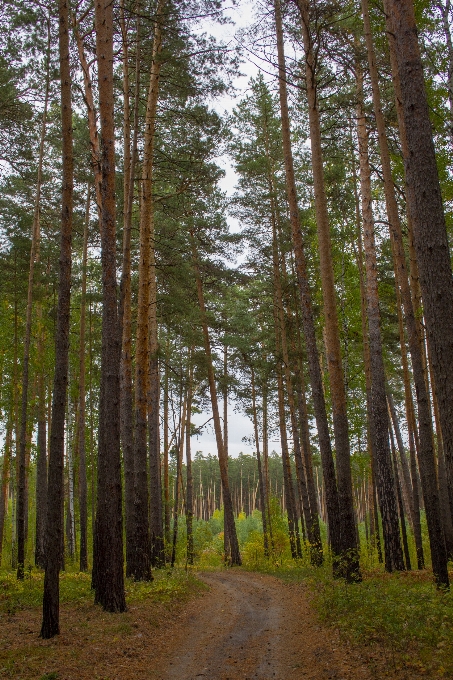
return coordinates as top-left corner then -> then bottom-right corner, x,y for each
189,0 -> 271,459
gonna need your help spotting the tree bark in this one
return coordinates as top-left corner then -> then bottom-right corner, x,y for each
0,424 -> 12,565
356,62 -> 405,572
380,0 -> 450,587
120,0 -> 140,578
78,185 -> 89,572
294,0 -> 358,578
186,356 -> 194,565
274,0 -> 346,574
40,0 -> 73,636
92,0 -> 126,611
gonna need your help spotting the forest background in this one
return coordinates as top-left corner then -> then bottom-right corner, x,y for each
2,0 -> 453,673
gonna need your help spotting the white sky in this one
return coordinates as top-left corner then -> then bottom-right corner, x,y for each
189,0 -> 274,459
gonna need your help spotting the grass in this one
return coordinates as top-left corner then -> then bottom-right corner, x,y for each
0,565 -> 205,615
0,566 -> 207,680
251,555 -> 453,677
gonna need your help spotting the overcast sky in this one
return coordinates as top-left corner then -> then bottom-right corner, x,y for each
189,1 -> 275,459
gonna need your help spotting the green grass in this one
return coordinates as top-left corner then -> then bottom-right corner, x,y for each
0,566 -> 206,616
253,558 -> 453,677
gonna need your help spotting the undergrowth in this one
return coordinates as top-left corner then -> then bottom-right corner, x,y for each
0,567 -> 203,615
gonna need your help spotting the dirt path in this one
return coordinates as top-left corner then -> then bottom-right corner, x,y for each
0,570 -> 379,679
155,570 -> 372,680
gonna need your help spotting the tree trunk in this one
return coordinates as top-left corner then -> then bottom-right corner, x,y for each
130,0 -> 165,580
356,62 -> 405,572
0,424 -> 12,565
295,0 -> 358,578
120,0 -> 140,578
66,391 -> 75,558
376,0 -> 450,587
92,0 -> 126,611
273,0 -> 346,574
17,20 -> 50,580
191,232 -> 241,565
40,0 -> 73,637
250,364 -> 269,557
389,424 -> 411,570
78,185 -> 89,572
186,356 -> 194,565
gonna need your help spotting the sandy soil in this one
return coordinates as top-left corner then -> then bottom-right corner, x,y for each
0,570 -> 396,679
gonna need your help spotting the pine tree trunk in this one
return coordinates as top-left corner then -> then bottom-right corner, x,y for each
17,22 -> 50,579
186,357 -> 194,565
163,349 -> 170,548
294,0 -> 358,578
191,233 -> 241,565
356,63 -> 404,572
389,424 -> 412,570
250,365 -> 269,557
0,424 -> 12,565
273,0 -> 345,572
379,0 -> 450,586
148,252 -> 163,566
130,0 -> 165,580
78,185 -> 89,572
92,0 -> 126,611
40,0 -> 73,637
120,0 -> 140,578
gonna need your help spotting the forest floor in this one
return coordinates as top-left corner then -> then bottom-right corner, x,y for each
0,567 -> 431,680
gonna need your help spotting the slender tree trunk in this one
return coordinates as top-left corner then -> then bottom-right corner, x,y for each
250,364 -> 269,557
40,0 -> 73,637
294,0 -> 358,578
171,394 -> 186,568
163,346 -> 170,548
356,64 -> 405,572
78,185 -> 89,572
130,0 -> 165,580
120,0 -> 140,578
17,21 -> 51,580
0,424 -> 12,565
371,0 -> 450,586
92,0 -> 126,611
186,356 -> 194,565
272,217 -> 306,559
389,424 -> 411,570
191,232 -> 241,565
274,0 -> 346,574
66,392 -> 75,558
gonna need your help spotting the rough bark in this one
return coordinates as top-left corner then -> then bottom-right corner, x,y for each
382,0 -> 450,586
120,0 -> 140,578
130,0 -> 164,580
92,0 -> 126,611
40,0 -> 73,636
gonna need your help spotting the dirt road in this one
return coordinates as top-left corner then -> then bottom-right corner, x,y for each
158,570 -> 372,680
0,570 -> 377,679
